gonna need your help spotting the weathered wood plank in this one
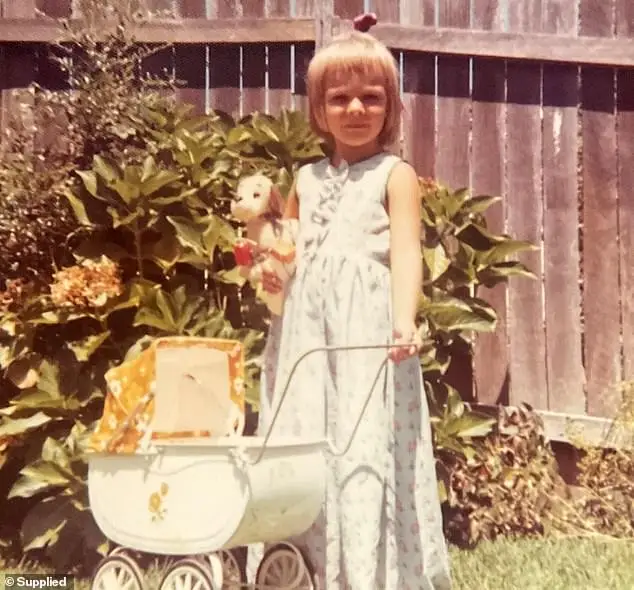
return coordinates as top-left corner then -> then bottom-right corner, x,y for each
580,0 -> 620,417
0,3 -> 38,147
400,0 -> 434,177
0,18 -> 316,44
333,0 -> 363,19
541,0 -> 585,414
35,0 -> 72,17
402,51 -> 435,178
265,1 -> 292,116
207,3 -> 240,117
372,0 -> 399,24
542,63 -> 585,413
400,0 -> 435,26
468,4 -> 506,407
471,0 -> 508,407
435,7 -> 470,189
2,0 -> 36,18
293,1 -> 316,115
435,0 -> 473,400
506,0 -> 548,411
242,1 -> 266,116
0,18 -> 634,68
174,0 -> 206,113
617,0 -> 634,382
472,403 -> 633,450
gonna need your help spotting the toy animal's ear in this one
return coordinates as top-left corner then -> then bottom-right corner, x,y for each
268,184 -> 285,218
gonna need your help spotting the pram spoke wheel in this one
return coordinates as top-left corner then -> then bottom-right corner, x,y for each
91,554 -> 145,590
217,550 -> 243,589
159,558 -> 218,590
255,543 -> 314,589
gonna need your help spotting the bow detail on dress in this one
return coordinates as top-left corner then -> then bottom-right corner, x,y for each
303,160 -> 350,260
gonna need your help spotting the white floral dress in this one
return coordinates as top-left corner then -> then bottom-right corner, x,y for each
247,152 -> 452,590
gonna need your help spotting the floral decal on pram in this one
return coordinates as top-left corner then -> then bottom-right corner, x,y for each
88,337 -> 246,454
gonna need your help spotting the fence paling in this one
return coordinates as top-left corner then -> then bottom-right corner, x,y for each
616,0 -> 634,385
580,0 -> 621,418
542,63 -> 585,415
173,0 -> 206,114
541,0 -> 585,416
471,56 -> 508,407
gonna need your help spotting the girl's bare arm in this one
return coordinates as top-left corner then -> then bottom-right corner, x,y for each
387,161 -> 423,335
283,179 -> 299,220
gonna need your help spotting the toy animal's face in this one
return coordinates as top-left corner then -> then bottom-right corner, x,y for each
231,174 -> 274,222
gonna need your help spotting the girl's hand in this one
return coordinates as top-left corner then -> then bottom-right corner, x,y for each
261,269 -> 283,294
389,324 -> 422,364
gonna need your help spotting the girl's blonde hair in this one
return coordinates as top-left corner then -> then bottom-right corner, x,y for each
306,31 -> 402,148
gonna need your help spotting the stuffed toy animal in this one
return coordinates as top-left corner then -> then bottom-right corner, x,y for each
230,174 -> 298,315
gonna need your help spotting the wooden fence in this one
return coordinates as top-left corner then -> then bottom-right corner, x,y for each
1,0 -> 633,443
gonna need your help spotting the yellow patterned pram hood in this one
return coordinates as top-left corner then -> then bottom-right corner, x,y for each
88,337 -> 245,454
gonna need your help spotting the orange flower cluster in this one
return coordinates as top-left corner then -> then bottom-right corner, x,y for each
0,278 -> 34,313
50,256 -> 123,309
419,176 -> 441,195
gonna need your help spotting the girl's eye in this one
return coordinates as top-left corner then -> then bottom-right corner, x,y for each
363,94 -> 381,102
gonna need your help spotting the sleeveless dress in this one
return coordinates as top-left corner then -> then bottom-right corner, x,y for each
247,152 -> 452,590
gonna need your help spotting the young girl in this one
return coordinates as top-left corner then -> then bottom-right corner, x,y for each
246,15 -> 452,590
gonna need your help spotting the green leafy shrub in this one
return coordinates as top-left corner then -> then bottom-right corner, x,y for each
0,8 -> 325,571
0,3 -> 176,285
437,403 -> 565,547
415,178 -> 536,463
0,107 -> 326,571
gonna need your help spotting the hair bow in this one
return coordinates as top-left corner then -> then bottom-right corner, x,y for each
353,12 -> 378,32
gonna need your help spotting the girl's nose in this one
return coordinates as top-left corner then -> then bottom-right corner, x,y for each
347,97 -> 364,113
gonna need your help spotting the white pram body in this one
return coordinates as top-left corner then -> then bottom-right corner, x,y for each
88,436 -> 325,556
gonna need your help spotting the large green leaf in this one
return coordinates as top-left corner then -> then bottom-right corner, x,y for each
477,239 -> 538,266
92,155 -> 119,185
142,168 -> 182,197
68,332 -> 111,362
460,195 -> 502,216
63,188 -> 93,226
422,296 -> 497,334
22,519 -> 67,551
0,412 -> 53,437
215,267 -> 247,287
7,390 -> 80,413
477,262 -> 536,287
146,232 -> 183,271
423,244 -> 451,282
41,437 -> 71,469
166,215 -> 208,255
9,463 -> 71,499
456,223 -> 507,251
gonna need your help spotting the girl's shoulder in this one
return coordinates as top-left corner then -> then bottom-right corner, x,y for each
297,158 -> 329,176
294,158 -> 329,192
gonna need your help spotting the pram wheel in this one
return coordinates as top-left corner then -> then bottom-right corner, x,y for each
216,550 -> 243,589
255,542 -> 314,589
159,558 -> 218,590
90,553 -> 145,590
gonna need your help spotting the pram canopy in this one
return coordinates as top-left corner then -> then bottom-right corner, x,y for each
88,337 -> 246,454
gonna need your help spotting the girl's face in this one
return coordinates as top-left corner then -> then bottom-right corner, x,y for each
320,73 -> 387,157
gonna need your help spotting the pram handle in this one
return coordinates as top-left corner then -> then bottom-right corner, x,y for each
249,343 -> 412,466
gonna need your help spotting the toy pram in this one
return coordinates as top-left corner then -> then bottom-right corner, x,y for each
86,336 -> 398,590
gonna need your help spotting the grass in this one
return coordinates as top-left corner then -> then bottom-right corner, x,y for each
450,537 -> 634,590
2,537 -> 634,589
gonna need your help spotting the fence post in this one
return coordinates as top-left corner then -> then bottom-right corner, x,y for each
314,0 -> 335,48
